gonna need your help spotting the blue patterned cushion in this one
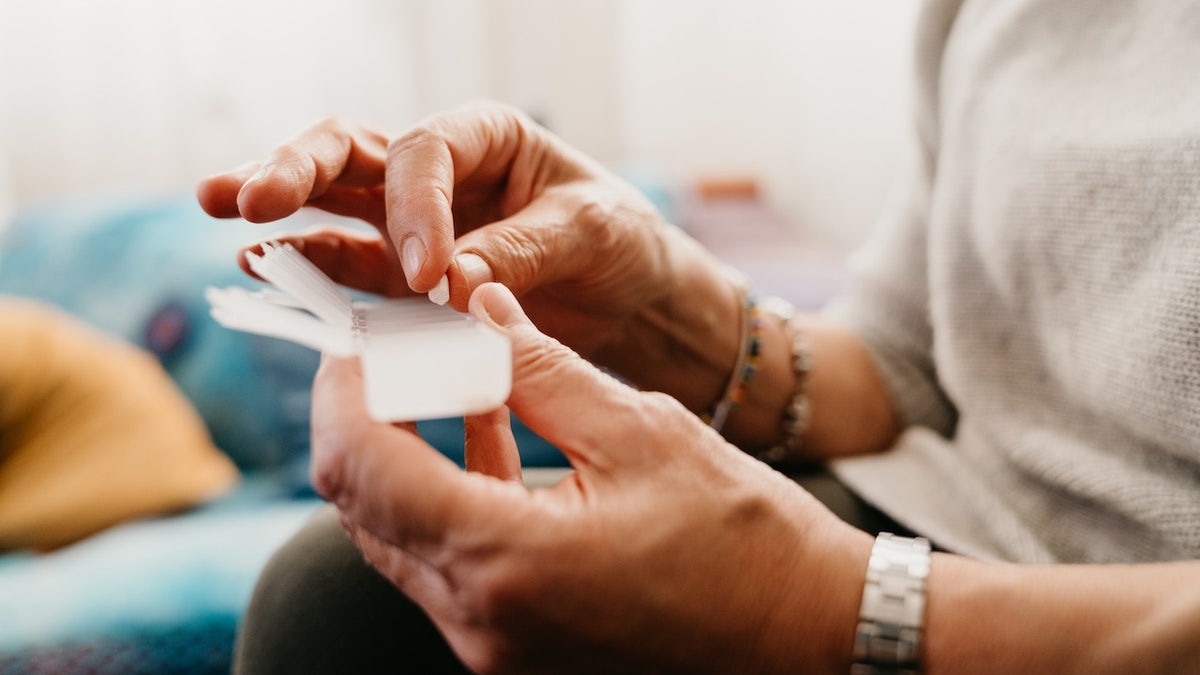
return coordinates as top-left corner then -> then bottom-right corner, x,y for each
0,193 -> 566,488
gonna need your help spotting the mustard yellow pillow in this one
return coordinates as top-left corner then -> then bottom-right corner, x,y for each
0,298 -> 238,551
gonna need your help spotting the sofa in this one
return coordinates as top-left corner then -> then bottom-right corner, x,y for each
0,193 -> 565,673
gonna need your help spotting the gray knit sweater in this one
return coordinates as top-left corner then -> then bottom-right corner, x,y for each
828,0 -> 1200,563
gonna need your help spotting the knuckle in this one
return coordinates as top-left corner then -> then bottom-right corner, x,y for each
270,143 -> 303,166
510,327 -> 577,381
637,390 -> 699,442
269,144 -> 316,181
639,389 -> 689,421
387,124 -> 445,164
727,488 -> 775,525
638,388 -> 674,412
389,102 -> 530,162
466,564 -> 534,628
308,447 -> 345,501
568,194 -> 655,262
574,198 -> 624,249
313,114 -> 347,134
484,226 -> 545,287
308,425 -> 356,503
575,196 -> 615,230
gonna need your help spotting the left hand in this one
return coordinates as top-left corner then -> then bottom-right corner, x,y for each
311,282 -> 871,674
195,106 -> 695,362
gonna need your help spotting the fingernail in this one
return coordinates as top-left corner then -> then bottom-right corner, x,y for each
401,236 -> 427,285
455,252 -> 494,289
477,283 -> 529,328
428,275 -> 450,305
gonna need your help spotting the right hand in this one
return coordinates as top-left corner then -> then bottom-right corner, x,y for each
309,283 -> 870,674
197,102 -> 715,361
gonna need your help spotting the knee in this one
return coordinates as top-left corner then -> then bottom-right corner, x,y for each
234,505 -> 468,675
235,506 -> 362,674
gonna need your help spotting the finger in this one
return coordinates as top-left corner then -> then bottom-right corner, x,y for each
307,184 -> 388,228
469,283 -> 670,474
436,198 -> 581,312
340,512 -> 450,604
310,355 -> 523,546
463,406 -> 522,482
342,514 -> 484,665
239,228 -> 412,297
384,103 -> 555,293
209,117 -> 389,225
197,161 -> 260,218
437,183 -> 658,312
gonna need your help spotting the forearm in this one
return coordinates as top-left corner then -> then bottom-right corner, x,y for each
722,313 -> 899,457
925,556 -> 1200,674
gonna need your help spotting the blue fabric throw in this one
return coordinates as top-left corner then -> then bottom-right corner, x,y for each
0,192 -> 566,673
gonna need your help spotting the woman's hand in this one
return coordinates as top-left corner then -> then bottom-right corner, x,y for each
197,103 -> 711,362
310,282 -> 871,674
197,102 -> 904,455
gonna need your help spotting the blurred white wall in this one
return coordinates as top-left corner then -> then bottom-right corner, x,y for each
0,0 -> 919,250
615,1 -> 919,249
0,0 -> 419,201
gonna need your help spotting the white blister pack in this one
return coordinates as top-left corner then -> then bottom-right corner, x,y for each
205,242 -> 511,421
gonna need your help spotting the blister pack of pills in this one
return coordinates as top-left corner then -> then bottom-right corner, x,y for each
206,242 -> 511,421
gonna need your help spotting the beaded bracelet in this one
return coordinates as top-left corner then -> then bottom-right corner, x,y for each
758,297 -> 813,463
703,291 -> 763,433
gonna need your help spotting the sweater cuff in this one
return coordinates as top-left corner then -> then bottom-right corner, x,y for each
823,295 -> 957,438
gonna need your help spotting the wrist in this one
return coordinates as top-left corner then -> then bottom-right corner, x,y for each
592,225 -> 744,412
922,555 -> 1189,675
719,302 -> 801,448
730,315 -> 900,459
755,519 -> 875,675
852,533 -> 932,674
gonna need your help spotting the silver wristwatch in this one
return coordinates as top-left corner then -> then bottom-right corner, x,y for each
851,533 -> 931,675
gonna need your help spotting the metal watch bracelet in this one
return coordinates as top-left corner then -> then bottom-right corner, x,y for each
851,533 -> 932,675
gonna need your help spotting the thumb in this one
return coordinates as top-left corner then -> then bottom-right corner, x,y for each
468,283 -> 664,473
440,199 -> 584,311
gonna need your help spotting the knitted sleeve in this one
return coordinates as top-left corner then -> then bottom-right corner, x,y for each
823,0 -> 962,437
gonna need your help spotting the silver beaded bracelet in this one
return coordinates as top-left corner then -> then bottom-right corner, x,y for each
757,297 -> 813,463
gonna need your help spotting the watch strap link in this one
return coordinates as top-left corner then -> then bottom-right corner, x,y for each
851,532 -> 931,675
